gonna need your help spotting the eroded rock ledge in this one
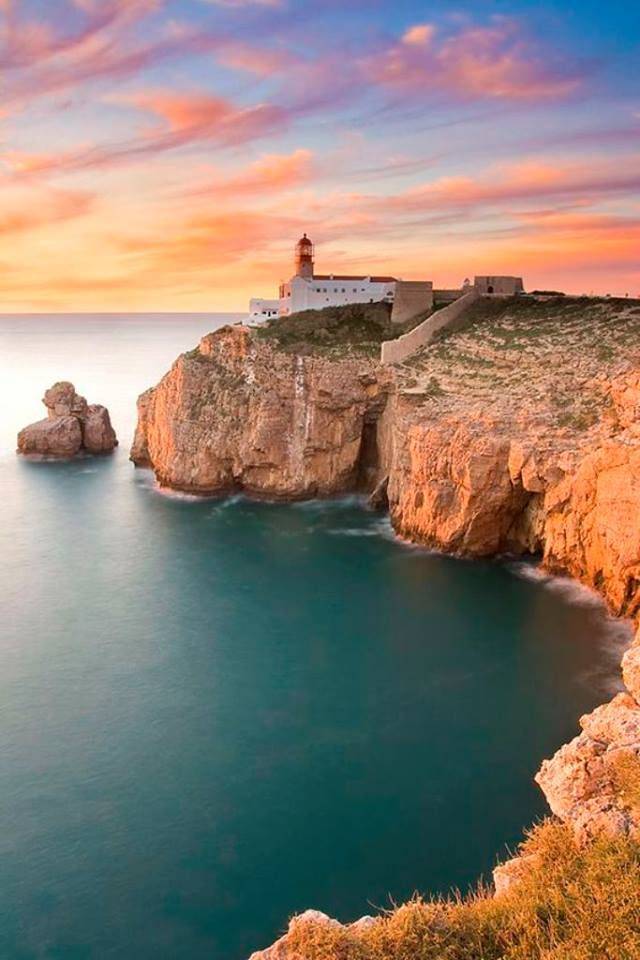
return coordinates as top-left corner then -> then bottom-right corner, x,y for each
130,298 -> 640,950
18,381 -> 118,458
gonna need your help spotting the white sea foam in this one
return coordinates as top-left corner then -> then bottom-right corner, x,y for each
206,494 -> 247,517
132,467 -> 156,486
510,560 -> 612,609
135,469 -> 217,502
509,559 -> 634,696
509,560 -> 549,583
327,527 -> 380,537
291,494 -> 369,512
373,516 -> 442,554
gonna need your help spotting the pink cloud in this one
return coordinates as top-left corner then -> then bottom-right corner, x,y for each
127,89 -> 288,145
0,1 -> 234,115
372,157 -> 640,217
368,18 -> 585,102
215,41 -> 296,77
0,90 -> 288,178
0,0 -> 159,70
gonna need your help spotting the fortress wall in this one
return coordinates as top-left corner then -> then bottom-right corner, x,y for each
434,288 -> 463,305
391,281 -> 434,324
381,290 -> 480,365
475,276 -> 524,296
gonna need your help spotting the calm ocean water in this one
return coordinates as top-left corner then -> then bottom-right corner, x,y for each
0,314 -> 632,960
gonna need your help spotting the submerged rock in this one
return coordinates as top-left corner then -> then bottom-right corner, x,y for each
17,382 -> 117,458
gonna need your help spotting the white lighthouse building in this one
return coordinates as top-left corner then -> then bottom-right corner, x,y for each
249,234 -> 400,322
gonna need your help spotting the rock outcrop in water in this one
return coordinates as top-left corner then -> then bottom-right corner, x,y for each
18,381 -> 118,457
132,298 -> 640,923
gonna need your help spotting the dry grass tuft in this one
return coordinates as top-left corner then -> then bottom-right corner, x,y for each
284,820 -> 640,960
611,751 -> 640,818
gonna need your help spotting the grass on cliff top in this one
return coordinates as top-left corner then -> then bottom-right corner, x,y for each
284,820 -> 640,960
254,301 -> 426,357
431,295 -> 640,350
400,295 -> 640,429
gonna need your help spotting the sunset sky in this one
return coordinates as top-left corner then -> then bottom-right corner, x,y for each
1,0 -> 638,310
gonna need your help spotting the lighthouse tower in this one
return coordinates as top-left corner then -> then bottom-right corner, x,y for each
294,233 -> 314,280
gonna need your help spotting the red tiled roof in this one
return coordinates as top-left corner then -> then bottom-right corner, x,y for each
313,274 -> 397,283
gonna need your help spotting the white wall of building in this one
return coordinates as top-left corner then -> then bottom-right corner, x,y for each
278,276 -> 396,316
249,298 -> 280,322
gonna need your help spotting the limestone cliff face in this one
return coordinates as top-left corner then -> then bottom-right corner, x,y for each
131,325 -> 391,498
535,635 -> 640,844
385,370 -> 640,623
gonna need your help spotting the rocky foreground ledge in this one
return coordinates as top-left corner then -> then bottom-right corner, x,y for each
131,297 -> 640,951
18,381 -> 117,457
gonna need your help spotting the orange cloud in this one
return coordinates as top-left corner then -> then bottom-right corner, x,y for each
402,24 -> 435,47
0,184 -> 93,235
127,90 -> 288,145
113,209 -> 299,285
182,148 -> 314,199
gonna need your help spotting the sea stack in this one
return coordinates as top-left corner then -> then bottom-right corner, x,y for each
17,381 -> 118,458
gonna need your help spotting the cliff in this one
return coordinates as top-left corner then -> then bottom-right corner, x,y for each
132,297 -> 640,941
131,324 -> 391,498
386,297 -> 640,621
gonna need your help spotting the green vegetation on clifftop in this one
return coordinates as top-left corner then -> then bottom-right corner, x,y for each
254,302 -> 425,357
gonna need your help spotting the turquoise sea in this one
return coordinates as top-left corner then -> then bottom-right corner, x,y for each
0,314 -> 632,959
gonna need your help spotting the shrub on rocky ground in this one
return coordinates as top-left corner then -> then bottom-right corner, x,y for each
254,302 -> 425,355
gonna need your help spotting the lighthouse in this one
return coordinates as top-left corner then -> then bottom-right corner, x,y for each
249,233 -> 421,321
294,233 -> 314,279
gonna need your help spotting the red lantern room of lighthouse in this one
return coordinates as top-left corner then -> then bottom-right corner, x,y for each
294,233 -> 315,280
